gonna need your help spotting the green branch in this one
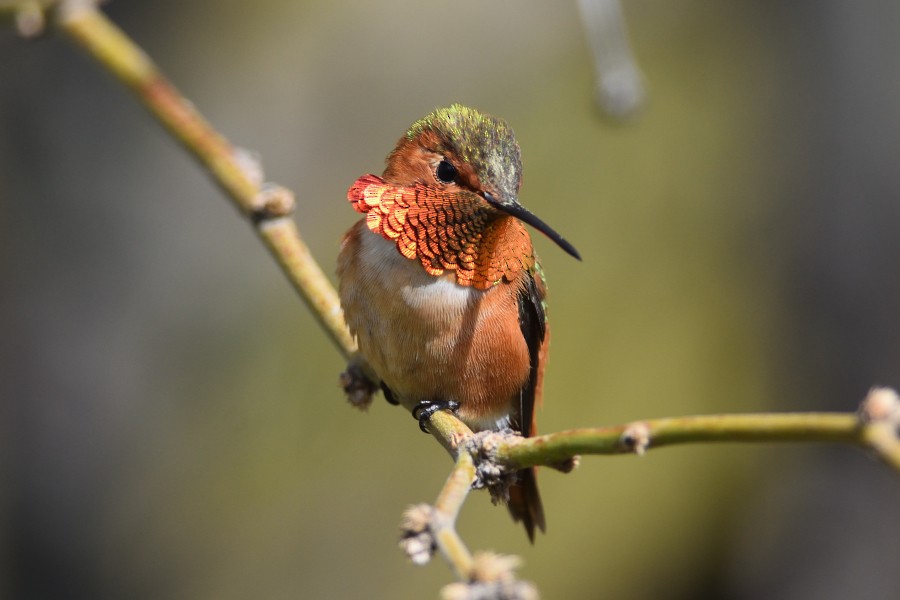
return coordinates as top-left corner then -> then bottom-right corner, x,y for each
34,0 -> 357,358
425,392 -> 900,475
503,413 -> 862,466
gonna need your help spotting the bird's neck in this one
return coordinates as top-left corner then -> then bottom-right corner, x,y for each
462,215 -> 535,288
347,174 -> 534,290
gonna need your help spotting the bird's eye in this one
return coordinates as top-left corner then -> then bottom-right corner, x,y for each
435,160 -> 458,184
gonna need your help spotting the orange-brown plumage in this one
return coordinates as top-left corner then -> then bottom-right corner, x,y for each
348,174 -> 534,289
339,220 -> 534,427
338,105 -> 579,541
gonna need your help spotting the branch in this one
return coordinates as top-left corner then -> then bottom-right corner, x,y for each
504,413 -> 862,464
575,0 -> 646,119
400,419 -> 538,599
420,390 -> 900,475
43,0 -> 357,358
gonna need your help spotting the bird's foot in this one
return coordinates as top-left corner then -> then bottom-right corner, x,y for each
380,382 -> 399,406
411,399 -> 460,433
339,355 -> 379,410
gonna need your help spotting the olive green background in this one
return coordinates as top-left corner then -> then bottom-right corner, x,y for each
2,1 -> 899,598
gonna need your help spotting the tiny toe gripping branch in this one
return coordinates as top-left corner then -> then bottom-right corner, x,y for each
413,400 -> 460,434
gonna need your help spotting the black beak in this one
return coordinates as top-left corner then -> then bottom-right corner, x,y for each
483,192 -> 581,261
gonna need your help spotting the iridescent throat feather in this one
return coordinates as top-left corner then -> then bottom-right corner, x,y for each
347,174 -> 534,289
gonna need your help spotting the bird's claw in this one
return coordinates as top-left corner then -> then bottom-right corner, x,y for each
412,399 -> 460,433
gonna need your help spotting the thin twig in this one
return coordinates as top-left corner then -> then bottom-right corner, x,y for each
407,412 -> 478,579
431,452 -> 477,580
425,403 -> 900,475
454,406 -> 899,475
398,425 -> 476,578
576,0 -> 646,119
55,1 -> 356,357
500,413 -> 863,466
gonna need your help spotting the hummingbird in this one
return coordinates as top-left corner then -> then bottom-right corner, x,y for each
337,104 -> 580,541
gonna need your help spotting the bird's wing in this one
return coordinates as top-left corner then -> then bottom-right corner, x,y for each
508,262 -> 549,541
514,262 -> 548,438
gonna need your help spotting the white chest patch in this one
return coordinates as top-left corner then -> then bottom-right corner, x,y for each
359,231 -> 479,315
346,231 -> 490,404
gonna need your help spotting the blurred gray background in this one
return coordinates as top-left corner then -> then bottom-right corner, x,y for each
2,1 -> 900,598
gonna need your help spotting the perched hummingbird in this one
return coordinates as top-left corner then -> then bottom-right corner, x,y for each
337,104 -> 580,541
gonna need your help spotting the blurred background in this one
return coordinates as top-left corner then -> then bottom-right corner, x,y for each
2,1 -> 900,598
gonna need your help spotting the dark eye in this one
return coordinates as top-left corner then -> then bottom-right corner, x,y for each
435,160 -> 458,184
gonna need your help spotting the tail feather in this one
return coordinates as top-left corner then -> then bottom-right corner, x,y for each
507,467 -> 545,543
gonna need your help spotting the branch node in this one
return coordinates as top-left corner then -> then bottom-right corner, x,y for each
251,183 -> 295,223
469,551 -> 522,583
551,455 -> 580,473
620,421 -> 650,455
399,503 -> 436,566
55,0 -> 99,22
448,431 -> 468,451
15,1 -> 46,38
859,387 -> 900,427
465,430 -> 520,504
856,387 -> 900,469
441,552 -> 537,600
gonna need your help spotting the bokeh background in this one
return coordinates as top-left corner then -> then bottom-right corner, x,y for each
3,1 -> 900,598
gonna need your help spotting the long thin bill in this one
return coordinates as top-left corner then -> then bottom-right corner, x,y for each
488,197 -> 582,261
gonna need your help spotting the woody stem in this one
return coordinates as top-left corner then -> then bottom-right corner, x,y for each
431,452 -> 477,580
417,412 -> 480,579
53,0 -> 356,358
494,397 -> 900,473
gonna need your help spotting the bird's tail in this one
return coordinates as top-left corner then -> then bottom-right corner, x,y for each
507,466 -> 545,543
